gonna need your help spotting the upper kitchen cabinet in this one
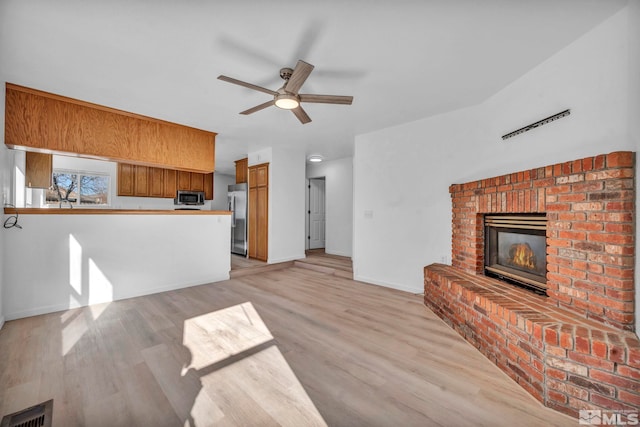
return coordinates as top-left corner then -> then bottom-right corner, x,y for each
235,158 -> 248,184
148,167 -> 164,197
4,83 -> 216,173
117,163 -> 214,200
134,166 -> 149,196
162,169 -> 177,198
25,151 -> 52,188
177,171 -> 191,191
203,173 -> 214,200
118,163 -> 135,196
190,172 -> 204,192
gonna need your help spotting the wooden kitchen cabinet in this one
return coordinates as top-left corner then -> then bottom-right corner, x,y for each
117,163 -> 134,196
248,163 -> 268,261
190,172 -> 204,192
148,167 -> 164,197
255,185 -> 268,260
6,83 -> 216,173
163,169 -> 177,198
204,173 -> 214,200
177,171 -> 191,191
248,186 -> 257,258
117,163 -> 213,200
25,151 -> 52,188
256,164 -> 268,186
235,158 -> 248,184
134,166 -> 149,196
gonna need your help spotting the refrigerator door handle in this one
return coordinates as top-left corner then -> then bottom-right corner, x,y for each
229,194 -> 236,227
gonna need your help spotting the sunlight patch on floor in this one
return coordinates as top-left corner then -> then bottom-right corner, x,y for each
183,302 -> 272,370
176,302 -> 327,426
61,310 -> 87,355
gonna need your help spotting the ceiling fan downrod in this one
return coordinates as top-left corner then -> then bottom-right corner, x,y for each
279,67 -> 293,81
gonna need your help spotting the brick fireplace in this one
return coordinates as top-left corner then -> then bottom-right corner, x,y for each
424,151 -> 640,417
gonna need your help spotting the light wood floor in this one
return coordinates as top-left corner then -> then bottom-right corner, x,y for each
230,254 -> 266,270
298,250 -> 353,275
0,265 -> 575,426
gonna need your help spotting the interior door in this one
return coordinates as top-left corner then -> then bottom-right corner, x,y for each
309,178 -> 326,249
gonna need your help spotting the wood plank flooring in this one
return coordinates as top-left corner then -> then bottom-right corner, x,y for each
0,263 -> 575,426
230,254 -> 266,270
295,250 -> 353,279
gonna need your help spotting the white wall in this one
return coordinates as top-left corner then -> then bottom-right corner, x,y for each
0,148 -> 6,329
353,5 -> 637,295
248,147 -> 306,264
629,1 -> 640,334
307,157 -> 353,257
3,213 -> 230,320
269,147 -> 306,263
211,173 -> 234,211
0,88 -> 7,328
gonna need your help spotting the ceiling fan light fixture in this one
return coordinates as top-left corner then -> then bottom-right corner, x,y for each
274,93 -> 299,110
218,59 -> 352,124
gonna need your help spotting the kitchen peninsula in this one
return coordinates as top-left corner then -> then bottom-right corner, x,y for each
2,208 -> 231,320
2,82 -> 229,321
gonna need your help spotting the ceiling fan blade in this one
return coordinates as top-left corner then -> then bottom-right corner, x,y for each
217,75 -> 277,96
283,60 -> 314,94
240,100 -> 275,115
218,36 -> 282,68
291,21 -> 323,64
299,94 -> 353,105
291,106 -> 311,124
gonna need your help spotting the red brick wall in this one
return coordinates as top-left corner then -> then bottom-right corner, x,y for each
424,264 -> 640,419
449,151 -> 635,331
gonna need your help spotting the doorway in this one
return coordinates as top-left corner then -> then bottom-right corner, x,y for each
307,177 -> 326,250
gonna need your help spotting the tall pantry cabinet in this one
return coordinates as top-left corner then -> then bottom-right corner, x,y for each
248,163 -> 269,261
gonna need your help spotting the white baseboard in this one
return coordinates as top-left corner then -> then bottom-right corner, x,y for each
325,249 -> 352,258
268,254 -> 306,264
5,302 -> 78,321
0,315 -> 5,330
353,275 -> 422,295
4,274 -> 230,321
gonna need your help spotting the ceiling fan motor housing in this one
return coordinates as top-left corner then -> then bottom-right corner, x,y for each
279,67 -> 294,80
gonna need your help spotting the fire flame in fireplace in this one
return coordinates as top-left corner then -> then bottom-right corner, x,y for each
508,243 -> 537,270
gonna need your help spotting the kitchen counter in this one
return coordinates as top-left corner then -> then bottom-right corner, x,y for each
4,208 -> 231,215
2,207 -> 232,321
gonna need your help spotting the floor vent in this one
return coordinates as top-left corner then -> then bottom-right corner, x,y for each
0,400 -> 53,427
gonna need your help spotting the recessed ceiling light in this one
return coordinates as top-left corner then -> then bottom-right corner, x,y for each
308,155 -> 323,163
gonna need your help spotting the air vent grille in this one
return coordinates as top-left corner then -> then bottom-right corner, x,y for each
0,400 -> 53,427
501,109 -> 570,140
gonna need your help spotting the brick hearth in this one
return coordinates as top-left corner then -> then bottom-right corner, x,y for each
424,151 -> 639,417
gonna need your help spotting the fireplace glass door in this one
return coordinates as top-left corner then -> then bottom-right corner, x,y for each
484,214 -> 547,293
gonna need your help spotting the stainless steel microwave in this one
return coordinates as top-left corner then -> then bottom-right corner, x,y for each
174,190 -> 205,205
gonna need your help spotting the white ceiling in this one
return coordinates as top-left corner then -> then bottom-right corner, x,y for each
0,0 -> 627,174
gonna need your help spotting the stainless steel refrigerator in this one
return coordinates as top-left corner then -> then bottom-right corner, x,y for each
228,183 -> 248,256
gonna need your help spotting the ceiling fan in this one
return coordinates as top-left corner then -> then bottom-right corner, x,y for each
217,60 -> 353,124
